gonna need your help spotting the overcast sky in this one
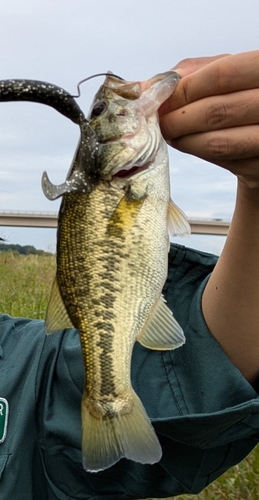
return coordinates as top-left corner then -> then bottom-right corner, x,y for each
0,0 -> 258,254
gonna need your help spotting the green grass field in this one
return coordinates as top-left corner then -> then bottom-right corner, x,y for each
1,251 -> 259,499
0,250 -> 56,319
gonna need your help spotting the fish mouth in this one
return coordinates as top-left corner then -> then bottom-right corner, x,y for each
112,163 -> 150,179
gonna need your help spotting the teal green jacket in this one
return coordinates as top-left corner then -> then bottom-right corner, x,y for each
1,244 -> 259,499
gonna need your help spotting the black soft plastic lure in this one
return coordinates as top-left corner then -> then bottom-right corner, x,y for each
0,78 -> 99,199
0,74 -> 124,200
0,79 -> 84,124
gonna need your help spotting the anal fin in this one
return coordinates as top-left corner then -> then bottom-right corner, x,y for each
137,295 -> 185,350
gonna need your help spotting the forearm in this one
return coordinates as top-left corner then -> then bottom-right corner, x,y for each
202,180 -> 259,384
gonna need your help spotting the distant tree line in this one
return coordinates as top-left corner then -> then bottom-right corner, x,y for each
0,242 -> 52,256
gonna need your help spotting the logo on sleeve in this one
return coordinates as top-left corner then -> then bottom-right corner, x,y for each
0,398 -> 8,443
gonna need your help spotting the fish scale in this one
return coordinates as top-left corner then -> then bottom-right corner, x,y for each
57,187 -> 132,398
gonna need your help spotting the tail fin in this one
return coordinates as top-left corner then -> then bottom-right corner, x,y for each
81,390 -> 162,472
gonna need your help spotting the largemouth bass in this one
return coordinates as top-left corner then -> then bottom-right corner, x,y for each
43,71 -> 190,472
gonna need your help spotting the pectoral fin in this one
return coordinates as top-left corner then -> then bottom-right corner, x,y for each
45,277 -> 73,334
167,199 -> 191,237
137,295 -> 185,350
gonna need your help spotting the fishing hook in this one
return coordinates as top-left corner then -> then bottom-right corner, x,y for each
72,73 -> 125,98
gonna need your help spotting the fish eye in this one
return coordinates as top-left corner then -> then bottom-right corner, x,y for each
91,100 -> 107,118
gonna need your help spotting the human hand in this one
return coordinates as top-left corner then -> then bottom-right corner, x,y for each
159,51 -> 259,188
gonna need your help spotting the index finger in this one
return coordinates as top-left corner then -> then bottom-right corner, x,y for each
172,54 -> 230,78
163,50 -> 259,112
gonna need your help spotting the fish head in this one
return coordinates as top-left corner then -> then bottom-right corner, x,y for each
88,71 -> 180,183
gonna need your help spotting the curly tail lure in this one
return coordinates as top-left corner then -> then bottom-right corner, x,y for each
0,74 -> 124,199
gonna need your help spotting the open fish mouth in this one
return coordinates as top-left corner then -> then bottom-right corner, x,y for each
112,163 -> 151,179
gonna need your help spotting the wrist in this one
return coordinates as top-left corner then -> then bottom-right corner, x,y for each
237,177 -> 259,209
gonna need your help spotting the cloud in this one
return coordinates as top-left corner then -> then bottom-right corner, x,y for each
0,0 -> 258,250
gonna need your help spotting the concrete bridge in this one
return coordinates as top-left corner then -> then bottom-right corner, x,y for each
0,211 -> 230,235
